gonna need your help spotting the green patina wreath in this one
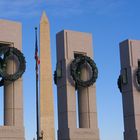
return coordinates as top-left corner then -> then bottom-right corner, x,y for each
70,55 -> 98,87
0,46 -> 26,86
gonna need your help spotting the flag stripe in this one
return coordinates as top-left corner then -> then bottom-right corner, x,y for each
35,27 -> 40,65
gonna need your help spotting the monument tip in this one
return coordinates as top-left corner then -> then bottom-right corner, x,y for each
40,11 -> 49,23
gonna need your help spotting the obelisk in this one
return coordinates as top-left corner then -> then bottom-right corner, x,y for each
40,12 -> 55,140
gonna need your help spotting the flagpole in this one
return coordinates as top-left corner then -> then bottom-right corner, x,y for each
35,27 -> 40,140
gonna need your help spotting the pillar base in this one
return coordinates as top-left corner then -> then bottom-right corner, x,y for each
0,126 -> 25,140
58,128 -> 100,140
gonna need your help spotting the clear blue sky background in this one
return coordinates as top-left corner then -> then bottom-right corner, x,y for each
0,0 -> 140,140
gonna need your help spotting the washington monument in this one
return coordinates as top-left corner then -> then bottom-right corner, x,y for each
40,12 -> 55,140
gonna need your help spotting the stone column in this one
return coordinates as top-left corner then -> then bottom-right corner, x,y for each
56,30 -> 100,140
78,64 -> 90,128
119,40 -> 140,140
0,19 -> 25,140
4,54 -> 18,125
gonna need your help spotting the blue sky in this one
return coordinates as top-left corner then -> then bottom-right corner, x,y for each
0,0 -> 140,140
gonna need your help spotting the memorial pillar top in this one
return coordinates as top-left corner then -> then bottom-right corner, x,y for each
120,39 -> 140,68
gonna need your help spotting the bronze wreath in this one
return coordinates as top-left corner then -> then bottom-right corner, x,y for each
136,66 -> 140,86
117,75 -> 122,93
0,46 -> 26,86
70,55 -> 98,87
54,70 -> 57,85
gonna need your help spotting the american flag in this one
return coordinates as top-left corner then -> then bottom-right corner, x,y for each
35,27 -> 40,65
35,27 -> 40,140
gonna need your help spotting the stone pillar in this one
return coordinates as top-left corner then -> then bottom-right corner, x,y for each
119,40 -> 140,140
78,64 -> 90,128
0,20 -> 25,140
4,54 -> 18,126
56,30 -> 100,140
40,12 -> 55,140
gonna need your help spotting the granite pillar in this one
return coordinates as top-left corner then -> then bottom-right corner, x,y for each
0,19 -> 25,140
56,30 -> 100,140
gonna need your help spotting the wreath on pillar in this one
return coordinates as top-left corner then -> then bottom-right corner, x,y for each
0,46 -> 26,86
117,75 -> 122,92
136,64 -> 140,86
70,55 -> 98,87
